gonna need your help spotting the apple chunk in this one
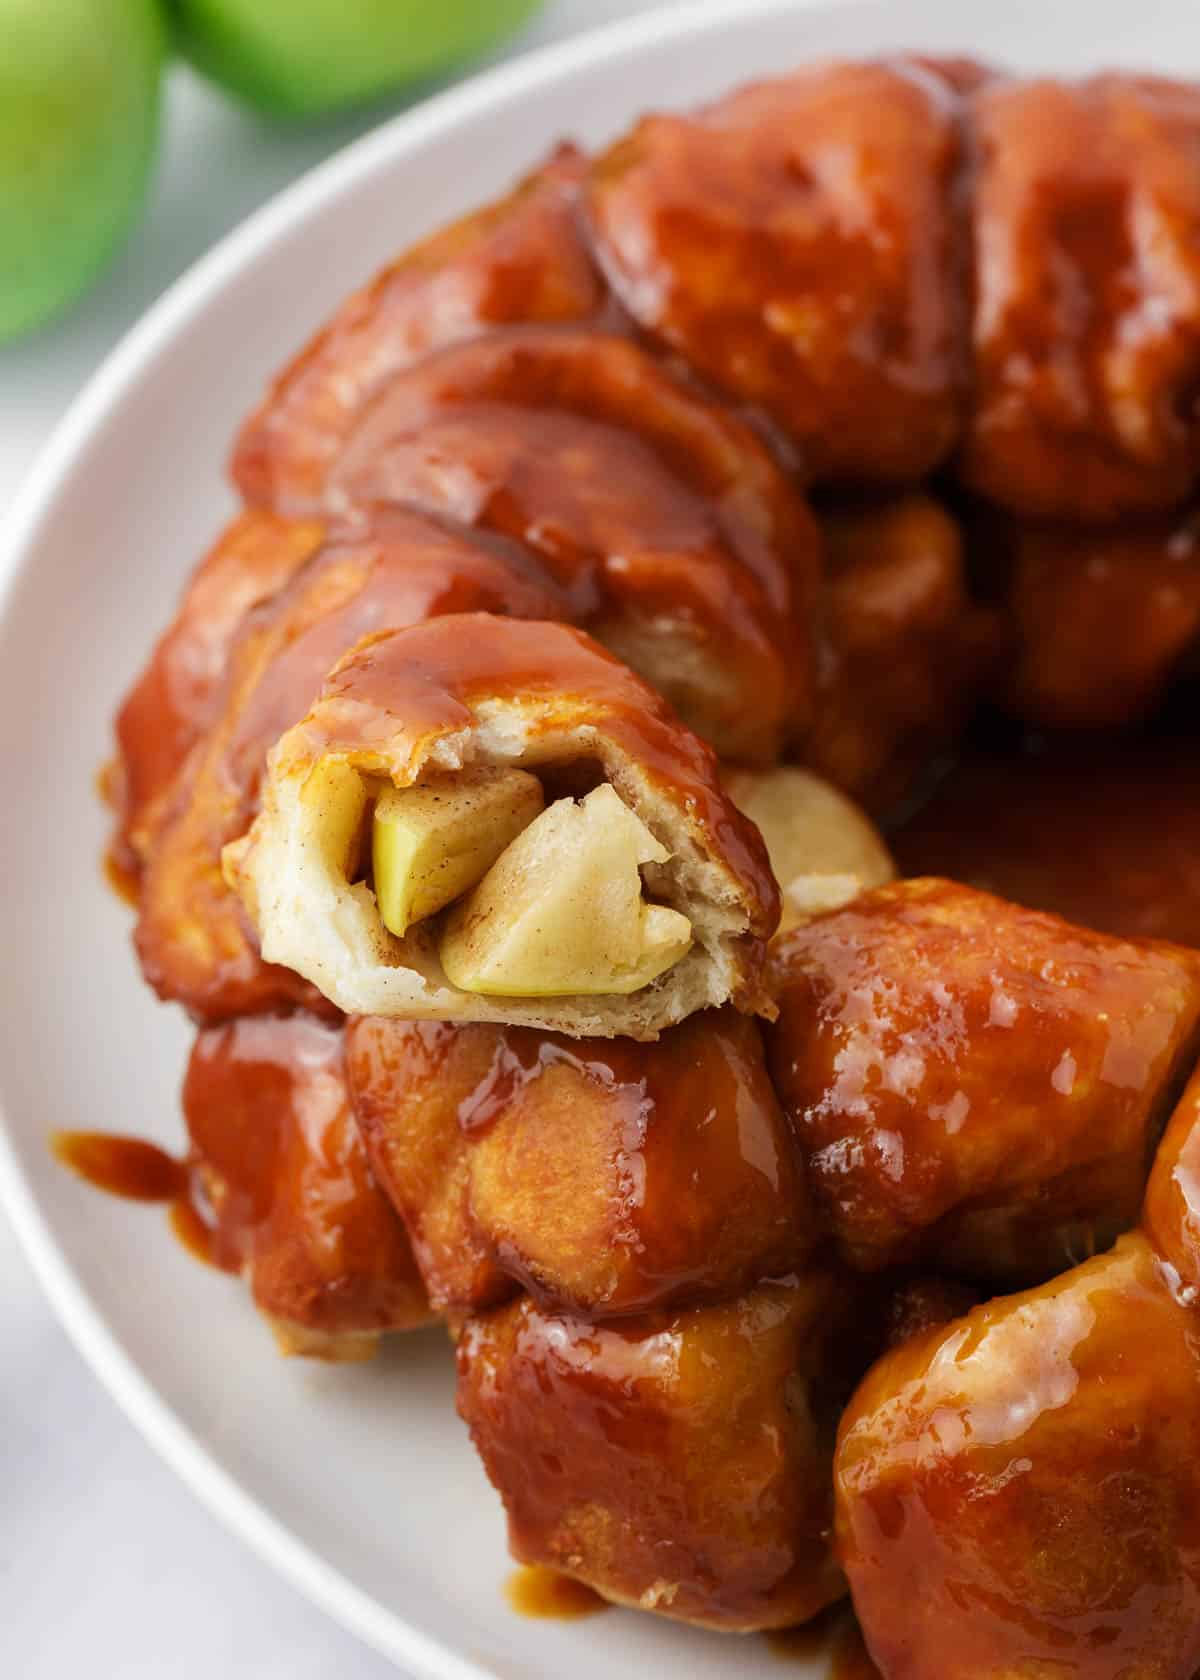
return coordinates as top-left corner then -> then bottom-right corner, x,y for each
373,768 -> 544,938
440,783 -> 692,996
723,766 -> 895,931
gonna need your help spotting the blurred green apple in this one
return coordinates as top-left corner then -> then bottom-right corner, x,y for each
174,0 -> 544,119
0,0 -> 166,342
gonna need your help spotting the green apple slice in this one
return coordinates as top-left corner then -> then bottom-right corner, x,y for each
373,767 -> 543,939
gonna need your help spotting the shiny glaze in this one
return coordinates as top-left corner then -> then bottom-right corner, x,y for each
806,495 -> 1001,811
893,733 -> 1200,947
53,1131 -> 188,1203
182,1014 -> 430,1337
1002,511 -> 1200,727
327,325 -> 819,761
504,1566 -> 610,1621
1145,1062 -> 1200,1300
767,878 -> 1200,1280
347,1018 -> 512,1313
233,67 -> 1200,534
112,511 -> 324,872
168,1194 -> 221,1269
234,146 -> 613,512
134,511 -> 564,1022
97,760 -> 142,904
52,1130 -> 224,1270
347,1009 -> 814,1317
964,75 -> 1200,520
586,59 -> 967,486
294,612 -> 780,946
457,1274 -> 853,1632
102,845 -> 141,909
835,1233 -> 1200,1679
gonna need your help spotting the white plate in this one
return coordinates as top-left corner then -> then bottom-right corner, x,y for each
0,0 -> 1193,1673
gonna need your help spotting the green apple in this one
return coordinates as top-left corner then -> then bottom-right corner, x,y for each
174,0 -> 544,119
0,0 -> 166,342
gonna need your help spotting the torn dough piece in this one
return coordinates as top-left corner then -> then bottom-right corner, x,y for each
223,614 -> 778,1038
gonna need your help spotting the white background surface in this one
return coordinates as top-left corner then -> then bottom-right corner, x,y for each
0,5 -> 662,1674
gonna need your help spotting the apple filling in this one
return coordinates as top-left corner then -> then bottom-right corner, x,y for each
722,766 -> 896,932
372,768 -> 545,938
366,772 -> 692,997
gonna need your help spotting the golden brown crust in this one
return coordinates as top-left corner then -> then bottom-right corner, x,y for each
1144,1062 -> 1200,1299
836,1234 -> 1200,1678
586,59 -> 969,486
767,878 -> 1200,1280
183,1014 -> 432,1341
136,513 -> 563,1022
346,1009 -> 815,1317
233,68 -> 1200,529
963,74 -> 1200,520
112,512 -> 325,876
325,326 -> 821,761
805,494 -> 1003,812
233,146 -> 609,512
457,1275 -> 854,1631
1000,510 -> 1200,728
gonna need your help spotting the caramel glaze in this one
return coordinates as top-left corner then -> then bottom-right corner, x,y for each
347,1009 -> 815,1319
168,1195 -> 221,1269
112,511 -> 325,875
326,326 -> 821,761
133,512 -> 565,1023
767,878 -> 1200,1283
52,1131 -> 189,1203
504,1566 -> 609,1621
97,761 -> 142,904
235,65 -> 1200,532
1145,1061 -> 1200,1302
964,75 -> 1200,521
835,1232 -> 1200,1680
102,846 -> 140,909
893,732 -> 1200,947
589,60 -> 1200,519
182,1014 -> 430,1338
55,1019 -> 432,1342
457,1272 -> 855,1633
586,59 -> 969,487
808,494 -> 1004,812
300,613 -> 779,945
52,1131 -> 224,1270
999,511 -> 1200,730
234,145 -> 615,513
